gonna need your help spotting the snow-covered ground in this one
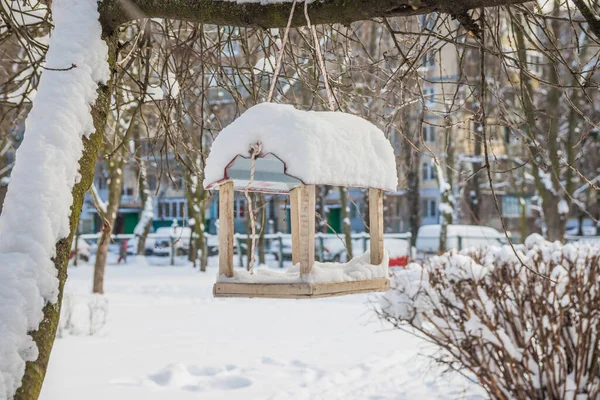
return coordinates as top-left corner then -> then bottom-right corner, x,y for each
40,255 -> 485,400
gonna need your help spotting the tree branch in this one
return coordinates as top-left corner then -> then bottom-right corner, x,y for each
99,0 -> 533,32
572,0 -> 600,40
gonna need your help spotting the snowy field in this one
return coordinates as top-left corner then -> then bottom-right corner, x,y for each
40,255 -> 485,400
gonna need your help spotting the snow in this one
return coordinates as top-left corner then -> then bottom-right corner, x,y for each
204,103 -> 398,192
219,251 -> 389,283
90,183 -> 108,214
558,199 -> 569,215
0,0 -> 109,397
38,256 -> 485,400
253,55 -> 276,74
438,202 -> 453,215
133,195 -> 154,237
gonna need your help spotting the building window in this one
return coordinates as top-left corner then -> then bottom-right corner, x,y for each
157,199 -> 186,220
422,198 -> 438,218
423,125 -> 436,143
423,88 -> 435,105
239,199 -> 245,218
422,162 -> 435,181
234,198 -> 247,219
422,53 -> 435,69
122,187 -> 133,196
504,126 -> 511,144
502,195 -> 532,217
527,51 -> 543,75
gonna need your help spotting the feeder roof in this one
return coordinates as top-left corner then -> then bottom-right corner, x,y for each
203,103 -> 398,192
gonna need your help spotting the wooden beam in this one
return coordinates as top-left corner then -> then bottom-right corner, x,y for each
213,278 -> 390,299
369,188 -> 384,265
298,185 -> 315,276
218,181 -> 234,278
290,187 -> 301,266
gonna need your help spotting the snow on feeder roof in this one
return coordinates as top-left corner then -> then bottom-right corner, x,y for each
203,103 -> 398,193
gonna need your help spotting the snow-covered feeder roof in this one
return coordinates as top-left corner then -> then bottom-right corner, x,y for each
203,103 -> 398,193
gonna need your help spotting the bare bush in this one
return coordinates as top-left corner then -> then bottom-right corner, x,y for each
58,294 -> 108,337
378,235 -> 600,399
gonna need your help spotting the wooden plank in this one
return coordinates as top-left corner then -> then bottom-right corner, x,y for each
298,185 -> 315,276
214,282 -> 313,297
369,188 -> 384,265
213,278 -> 390,299
310,278 -> 390,295
289,187 -> 301,266
218,181 -> 234,277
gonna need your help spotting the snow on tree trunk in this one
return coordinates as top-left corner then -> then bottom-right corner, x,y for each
435,160 -> 454,253
134,161 -> 154,255
0,0 -> 109,398
185,169 -> 208,270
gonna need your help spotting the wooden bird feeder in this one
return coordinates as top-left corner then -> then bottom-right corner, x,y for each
203,103 -> 398,299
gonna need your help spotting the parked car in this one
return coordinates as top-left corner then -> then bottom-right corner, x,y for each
152,226 -> 191,256
415,224 -> 506,257
70,237 -> 91,262
319,236 -> 410,267
318,237 -> 364,262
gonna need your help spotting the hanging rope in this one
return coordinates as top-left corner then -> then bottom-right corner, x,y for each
303,1 -> 336,112
266,0 -> 298,103
245,141 -> 263,273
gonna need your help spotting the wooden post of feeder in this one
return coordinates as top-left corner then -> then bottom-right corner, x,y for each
218,181 -> 234,277
291,185 -> 315,276
369,188 -> 384,265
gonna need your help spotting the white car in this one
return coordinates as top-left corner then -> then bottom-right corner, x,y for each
416,224 -> 506,257
151,227 -> 192,256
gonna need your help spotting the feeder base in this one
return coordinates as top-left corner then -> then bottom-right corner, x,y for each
213,278 -> 390,299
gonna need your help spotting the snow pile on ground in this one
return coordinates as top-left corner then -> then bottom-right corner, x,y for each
0,0 -> 109,397
204,103 -> 398,192
39,257 -> 484,400
380,234 -> 600,399
219,250 -> 388,283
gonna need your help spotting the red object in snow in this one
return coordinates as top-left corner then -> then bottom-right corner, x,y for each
389,255 -> 409,268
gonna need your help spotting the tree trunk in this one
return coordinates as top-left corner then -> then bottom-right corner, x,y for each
403,118 -> 421,248
257,193 -> 266,265
513,9 -> 566,242
339,187 -> 353,259
93,152 -> 125,294
439,117 -> 454,252
185,178 -> 208,270
13,33 -> 115,400
136,161 -> 153,255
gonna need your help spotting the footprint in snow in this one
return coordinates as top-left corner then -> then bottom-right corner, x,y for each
113,363 -> 253,392
210,375 -> 253,390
